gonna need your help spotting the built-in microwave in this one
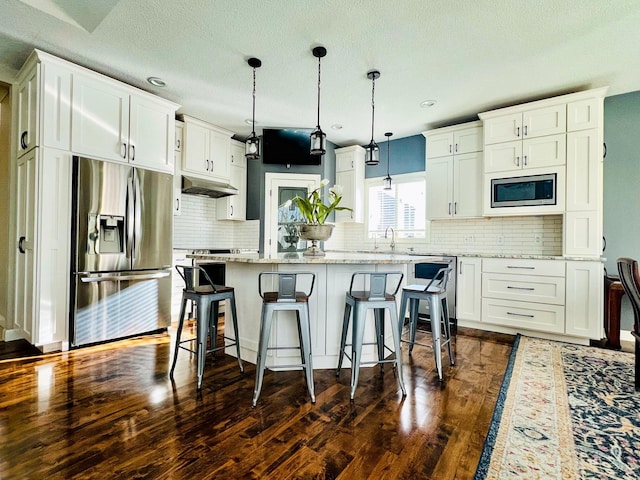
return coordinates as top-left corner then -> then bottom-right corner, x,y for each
490,173 -> 557,208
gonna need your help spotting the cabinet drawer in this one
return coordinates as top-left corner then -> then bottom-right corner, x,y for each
482,273 -> 565,305
482,298 -> 565,333
482,258 -> 565,277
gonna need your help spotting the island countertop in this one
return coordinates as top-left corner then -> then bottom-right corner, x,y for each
187,251 -> 435,264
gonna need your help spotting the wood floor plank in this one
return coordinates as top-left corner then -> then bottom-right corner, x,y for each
0,327 -> 514,479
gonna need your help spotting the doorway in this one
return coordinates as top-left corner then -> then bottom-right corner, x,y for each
263,173 -> 320,258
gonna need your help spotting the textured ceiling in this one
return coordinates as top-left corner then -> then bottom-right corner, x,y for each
1,0 -> 639,146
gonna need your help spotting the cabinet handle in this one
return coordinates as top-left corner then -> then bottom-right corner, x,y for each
455,143 -> 458,153
523,155 -> 527,166
20,131 -> 28,150
516,156 -> 520,167
603,142 -> 607,159
459,262 -> 463,275
175,198 -> 180,211
454,202 -> 458,215
448,202 -> 452,215
210,162 -> 214,172
524,125 -> 528,136
516,127 -> 520,137
130,144 -> 136,161
351,160 -> 354,169
176,139 -> 181,149
449,144 -> 452,154
506,311 -> 534,318
507,265 -> 535,270
206,159 -> 210,171
121,143 -> 127,159
507,286 -> 535,291
230,205 -> 233,216
18,236 -> 26,254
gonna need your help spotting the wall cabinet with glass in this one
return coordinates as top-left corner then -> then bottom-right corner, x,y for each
335,145 -> 365,223
217,140 -> 247,220
424,121 -> 483,220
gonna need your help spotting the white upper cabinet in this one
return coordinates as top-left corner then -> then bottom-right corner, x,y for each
424,122 -> 483,220
72,74 -> 176,173
484,104 -> 566,145
484,134 -> 566,173
217,140 -> 247,221
181,115 -> 233,182
335,145 -> 365,223
16,52 -> 73,157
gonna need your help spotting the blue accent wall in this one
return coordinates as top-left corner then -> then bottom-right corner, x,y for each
603,90 -> 640,330
364,134 -> 425,178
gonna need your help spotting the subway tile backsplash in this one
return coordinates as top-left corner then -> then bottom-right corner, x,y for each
174,194 -> 562,256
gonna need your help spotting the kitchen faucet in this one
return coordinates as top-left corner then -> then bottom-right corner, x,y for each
385,226 -> 396,251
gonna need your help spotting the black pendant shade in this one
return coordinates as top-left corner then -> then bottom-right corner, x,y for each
310,46 -> 327,156
365,70 -> 380,166
245,57 -> 261,159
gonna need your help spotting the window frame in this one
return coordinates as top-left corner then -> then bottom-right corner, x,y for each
365,171 -> 428,243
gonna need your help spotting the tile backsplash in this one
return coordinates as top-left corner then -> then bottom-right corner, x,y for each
338,215 -> 563,255
173,195 -> 259,249
174,195 -> 562,256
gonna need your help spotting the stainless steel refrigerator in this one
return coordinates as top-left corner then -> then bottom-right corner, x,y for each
70,156 -> 173,347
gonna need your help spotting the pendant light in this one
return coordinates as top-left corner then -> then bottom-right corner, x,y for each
245,57 -> 262,159
310,46 -> 327,156
383,132 -> 393,190
364,70 -> 381,165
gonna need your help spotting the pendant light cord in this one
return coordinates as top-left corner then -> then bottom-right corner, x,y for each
370,76 -> 376,142
316,56 -> 322,128
386,135 -> 390,177
251,66 -> 257,136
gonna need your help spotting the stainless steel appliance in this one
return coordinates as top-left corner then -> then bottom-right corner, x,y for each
407,256 -> 457,320
70,157 -> 173,347
490,173 -> 557,208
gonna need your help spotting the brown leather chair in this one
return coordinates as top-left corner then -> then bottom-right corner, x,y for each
616,257 -> 640,391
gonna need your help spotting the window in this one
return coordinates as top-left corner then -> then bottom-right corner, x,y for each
366,173 -> 426,239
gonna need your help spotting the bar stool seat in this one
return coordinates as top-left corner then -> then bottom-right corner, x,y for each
169,265 -> 243,390
253,271 -> 316,407
336,271 -> 407,400
398,267 -> 454,381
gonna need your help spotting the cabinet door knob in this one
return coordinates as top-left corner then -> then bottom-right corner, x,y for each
20,131 -> 28,150
176,139 -> 181,149
18,236 -> 26,254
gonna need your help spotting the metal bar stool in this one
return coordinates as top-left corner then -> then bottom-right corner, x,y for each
253,271 -> 316,407
169,265 -> 243,390
398,266 -> 454,381
336,271 -> 407,400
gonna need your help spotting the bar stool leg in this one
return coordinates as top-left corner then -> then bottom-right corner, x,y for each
169,297 -> 188,379
209,300 -> 219,355
374,308 -> 385,372
409,297 -> 419,355
229,293 -> 244,372
196,296 -> 210,390
350,304 -> 367,400
336,301 -> 352,375
398,292 -> 408,336
299,305 -> 315,403
427,295 -> 443,381
387,305 -> 406,397
442,298 -> 455,366
253,305 -> 273,407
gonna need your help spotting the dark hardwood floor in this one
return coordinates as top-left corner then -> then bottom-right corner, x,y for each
0,324 -> 514,480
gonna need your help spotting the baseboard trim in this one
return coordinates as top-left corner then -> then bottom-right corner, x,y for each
3,329 -> 24,342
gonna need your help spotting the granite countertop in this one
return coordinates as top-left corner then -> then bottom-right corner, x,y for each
187,250 -> 605,263
187,251 -> 435,264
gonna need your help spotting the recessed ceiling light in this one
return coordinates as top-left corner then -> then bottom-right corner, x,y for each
147,77 -> 166,87
331,124 -> 343,130
245,118 -> 259,125
420,100 -> 436,108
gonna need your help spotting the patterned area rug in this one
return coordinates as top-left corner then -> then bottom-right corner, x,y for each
474,335 -> 640,479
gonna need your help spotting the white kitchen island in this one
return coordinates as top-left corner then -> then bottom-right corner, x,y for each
189,251 -> 431,370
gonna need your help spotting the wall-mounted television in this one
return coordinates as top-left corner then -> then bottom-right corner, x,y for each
262,128 -> 321,166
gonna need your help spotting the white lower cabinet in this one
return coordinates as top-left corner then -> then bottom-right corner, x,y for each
565,261 -> 602,338
481,298 -> 565,333
456,257 -> 482,321
14,148 -> 72,347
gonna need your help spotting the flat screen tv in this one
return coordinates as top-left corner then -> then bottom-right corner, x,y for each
262,128 -> 321,166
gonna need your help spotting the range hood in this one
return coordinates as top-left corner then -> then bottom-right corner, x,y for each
181,175 -> 238,198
